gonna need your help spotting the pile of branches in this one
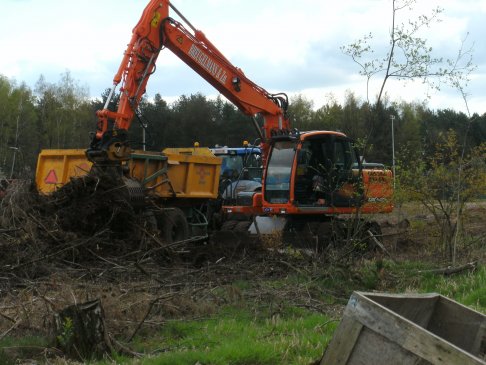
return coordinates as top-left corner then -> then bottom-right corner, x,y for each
0,175 -> 260,284
0,176 -> 158,281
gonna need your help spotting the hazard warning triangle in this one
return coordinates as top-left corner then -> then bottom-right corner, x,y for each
44,169 -> 58,184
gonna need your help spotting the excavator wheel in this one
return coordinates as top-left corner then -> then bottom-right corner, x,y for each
158,208 -> 189,244
310,218 -> 383,251
220,220 -> 238,231
234,221 -> 252,232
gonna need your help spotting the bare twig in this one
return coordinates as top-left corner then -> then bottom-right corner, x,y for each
28,213 -> 62,244
0,311 -> 16,323
109,334 -> 143,358
134,262 -> 165,285
0,228 -> 22,234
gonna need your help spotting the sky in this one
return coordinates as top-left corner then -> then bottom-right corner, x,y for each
1,0 -> 486,115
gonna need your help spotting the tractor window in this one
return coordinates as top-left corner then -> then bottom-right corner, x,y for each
243,151 -> 261,168
243,152 -> 263,181
265,141 -> 295,204
220,155 -> 244,179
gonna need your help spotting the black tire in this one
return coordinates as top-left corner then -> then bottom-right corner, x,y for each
220,220 -> 239,231
159,208 -> 189,244
234,221 -> 251,232
316,221 -> 334,247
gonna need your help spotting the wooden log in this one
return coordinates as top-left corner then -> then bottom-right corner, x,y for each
418,261 -> 478,276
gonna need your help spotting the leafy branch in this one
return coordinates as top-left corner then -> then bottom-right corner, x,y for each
341,0 -> 476,106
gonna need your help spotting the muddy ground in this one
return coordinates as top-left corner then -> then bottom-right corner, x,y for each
0,179 -> 485,362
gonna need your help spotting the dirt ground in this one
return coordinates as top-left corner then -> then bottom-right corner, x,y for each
1,180 -> 485,363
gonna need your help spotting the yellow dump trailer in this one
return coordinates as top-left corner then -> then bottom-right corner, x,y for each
36,148 -> 221,199
36,147 -> 222,243
130,148 -> 220,199
36,149 -> 92,194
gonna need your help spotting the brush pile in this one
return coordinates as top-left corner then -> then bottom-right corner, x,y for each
0,175 -> 261,284
1,177 -> 141,275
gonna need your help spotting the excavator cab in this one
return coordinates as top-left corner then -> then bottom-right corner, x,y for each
264,132 -> 363,210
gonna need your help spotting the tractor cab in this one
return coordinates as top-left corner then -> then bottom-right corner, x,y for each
210,144 -> 263,208
211,145 -> 262,183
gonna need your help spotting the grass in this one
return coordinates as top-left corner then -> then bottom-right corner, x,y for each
130,305 -> 336,365
356,259 -> 486,313
411,265 -> 486,312
0,335 -> 49,365
123,261 -> 485,365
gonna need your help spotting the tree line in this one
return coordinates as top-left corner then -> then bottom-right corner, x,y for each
0,72 -> 485,178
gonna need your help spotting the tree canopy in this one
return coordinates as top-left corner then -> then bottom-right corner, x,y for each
0,73 -> 485,178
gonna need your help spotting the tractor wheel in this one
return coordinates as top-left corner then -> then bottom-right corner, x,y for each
159,208 -> 189,244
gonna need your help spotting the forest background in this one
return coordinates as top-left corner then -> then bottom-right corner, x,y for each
1,70 -> 485,178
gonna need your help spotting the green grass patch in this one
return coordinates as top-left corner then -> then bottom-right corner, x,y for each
128,261 -> 486,364
0,335 -> 49,365
413,265 -> 486,312
367,260 -> 486,313
132,305 -> 336,365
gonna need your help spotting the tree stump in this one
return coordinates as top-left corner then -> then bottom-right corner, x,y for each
53,299 -> 114,360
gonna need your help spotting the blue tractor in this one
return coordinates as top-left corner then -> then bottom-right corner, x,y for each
209,143 -> 263,230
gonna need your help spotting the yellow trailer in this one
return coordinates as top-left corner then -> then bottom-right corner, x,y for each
35,149 -> 92,194
36,148 -> 221,199
35,148 -> 221,243
130,148 -> 220,200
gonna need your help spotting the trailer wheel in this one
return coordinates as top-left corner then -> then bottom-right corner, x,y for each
160,208 -> 189,244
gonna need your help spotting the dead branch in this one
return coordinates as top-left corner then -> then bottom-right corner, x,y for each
0,311 -> 16,323
418,261 -> 478,276
7,228 -> 109,270
28,212 -> 62,244
278,260 -> 310,276
126,294 -> 174,342
134,262 -> 165,285
0,319 -> 22,340
0,228 -> 22,234
109,334 -> 143,358
367,230 -> 397,263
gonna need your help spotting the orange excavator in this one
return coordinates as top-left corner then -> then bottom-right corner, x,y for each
86,0 -> 393,239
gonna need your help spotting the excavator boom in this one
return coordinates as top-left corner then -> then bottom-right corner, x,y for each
87,0 -> 289,164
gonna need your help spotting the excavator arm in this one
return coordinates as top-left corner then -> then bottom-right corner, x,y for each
87,0 -> 290,163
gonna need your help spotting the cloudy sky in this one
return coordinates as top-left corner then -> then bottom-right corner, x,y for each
1,0 -> 485,114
